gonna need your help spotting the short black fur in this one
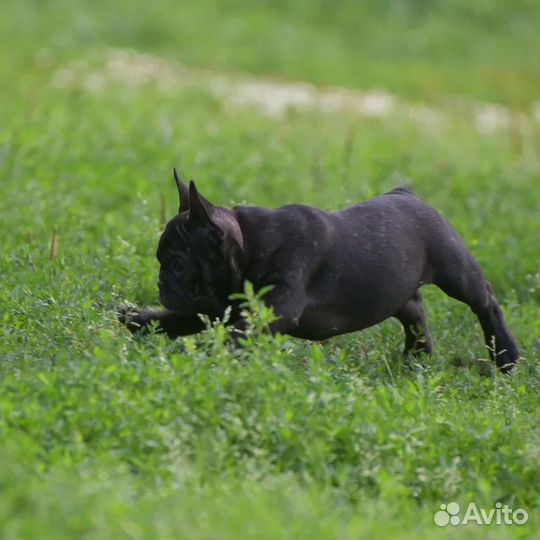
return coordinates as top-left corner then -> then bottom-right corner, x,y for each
120,171 -> 519,373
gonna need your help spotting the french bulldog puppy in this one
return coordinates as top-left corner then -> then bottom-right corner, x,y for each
120,169 -> 519,373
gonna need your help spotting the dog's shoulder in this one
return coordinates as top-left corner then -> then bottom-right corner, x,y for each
385,186 -> 417,197
234,203 -> 327,221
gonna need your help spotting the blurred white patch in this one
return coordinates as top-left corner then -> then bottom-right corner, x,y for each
104,49 -> 180,91
49,48 -> 536,135
211,78 -> 402,120
52,48 -> 182,93
406,105 -> 446,130
474,104 -> 512,134
83,72 -> 106,93
221,80 -> 316,118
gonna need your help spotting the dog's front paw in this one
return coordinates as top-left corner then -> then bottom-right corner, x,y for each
117,304 -> 150,334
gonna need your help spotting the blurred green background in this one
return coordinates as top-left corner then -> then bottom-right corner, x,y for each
0,1 -> 538,539
1,0 -> 538,106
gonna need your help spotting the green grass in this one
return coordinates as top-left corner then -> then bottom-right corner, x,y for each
0,1 -> 539,538
1,0 -> 538,107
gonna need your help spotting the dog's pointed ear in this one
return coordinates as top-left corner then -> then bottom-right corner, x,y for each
173,168 -> 190,213
187,180 -> 214,227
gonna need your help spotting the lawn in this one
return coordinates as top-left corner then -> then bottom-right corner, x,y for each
0,1 -> 538,539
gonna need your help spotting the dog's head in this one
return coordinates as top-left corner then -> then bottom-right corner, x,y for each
156,169 -> 244,318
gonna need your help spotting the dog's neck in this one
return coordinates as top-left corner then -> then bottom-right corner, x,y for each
211,207 -> 246,294
212,207 -> 244,251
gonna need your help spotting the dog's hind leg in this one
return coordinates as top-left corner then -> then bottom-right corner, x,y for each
431,241 -> 519,373
395,289 -> 433,357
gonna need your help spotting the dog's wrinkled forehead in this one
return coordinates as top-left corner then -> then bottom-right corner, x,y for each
156,213 -> 190,260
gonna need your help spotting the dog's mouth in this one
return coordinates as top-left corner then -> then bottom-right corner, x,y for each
159,291 -> 207,317
159,289 -> 227,319
159,291 -> 185,313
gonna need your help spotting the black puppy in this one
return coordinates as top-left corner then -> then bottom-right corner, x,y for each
120,170 -> 519,373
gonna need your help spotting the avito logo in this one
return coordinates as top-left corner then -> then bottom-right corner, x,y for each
434,502 -> 528,527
